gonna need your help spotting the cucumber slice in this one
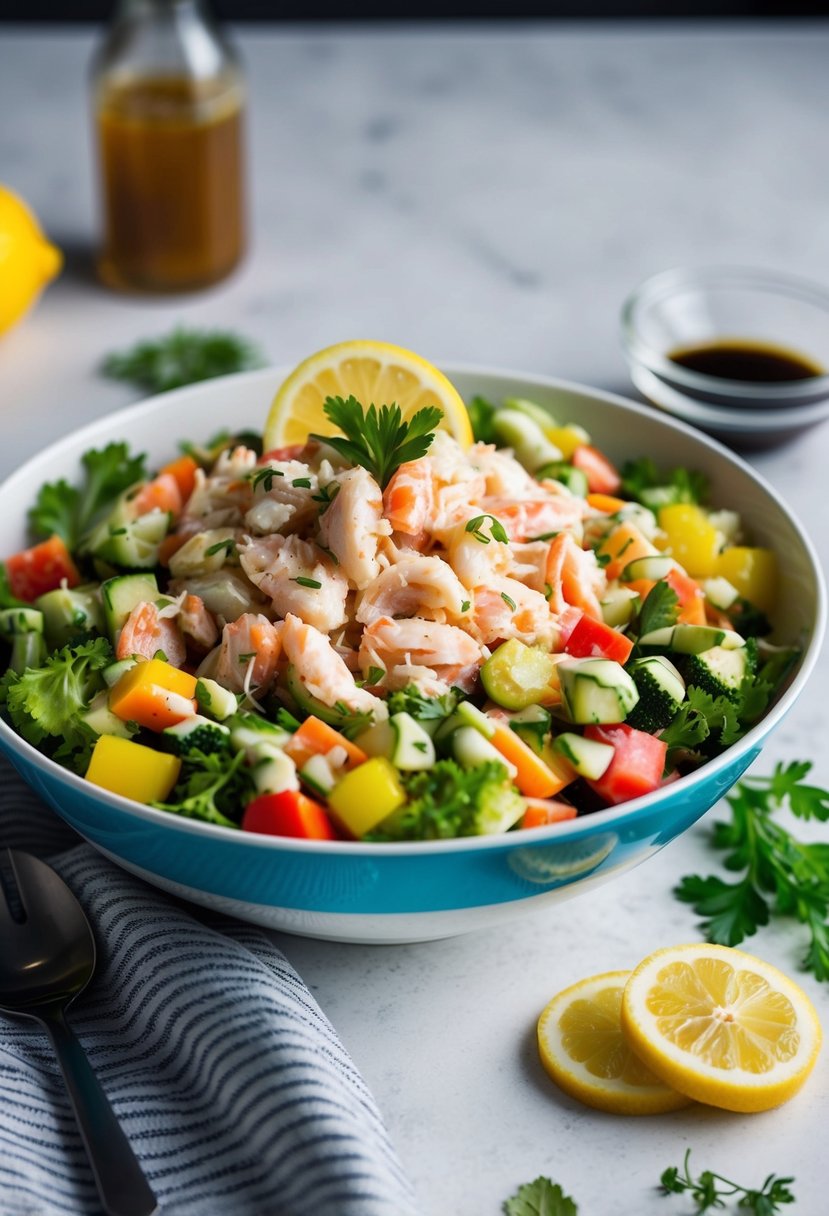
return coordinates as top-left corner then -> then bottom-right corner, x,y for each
480,639 -> 558,711
101,572 -> 159,642
103,658 -> 139,688
452,726 -> 517,778
251,746 -> 300,795
621,554 -> 678,583
195,677 -> 238,721
35,585 -> 105,649
389,712 -> 435,771
553,732 -> 614,780
456,700 -> 496,739
559,658 -> 639,725
81,690 -> 136,739
300,752 -> 338,797
638,624 -> 743,654
286,664 -> 384,731
684,643 -> 755,702
229,714 -> 292,758
492,410 -> 563,473
0,607 -> 44,639
91,510 -> 171,569
626,655 -> 686,733
506,704 -> 550,754
703,576 -> 740,612
9,631 -> 47,675
535,463 -> 589,497
502,397 -> 558,431
600,588 -> 640,628
354,719 -> 395,758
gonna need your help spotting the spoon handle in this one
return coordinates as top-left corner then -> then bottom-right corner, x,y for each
42,1008 -> 158,1216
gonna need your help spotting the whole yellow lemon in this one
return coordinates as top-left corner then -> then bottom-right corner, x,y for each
0,186 -> 62,336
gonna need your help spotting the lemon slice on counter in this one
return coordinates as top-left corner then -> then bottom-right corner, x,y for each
537,970 -> 692,1115
263,339 -> 473,452
620,943 -> 822,1113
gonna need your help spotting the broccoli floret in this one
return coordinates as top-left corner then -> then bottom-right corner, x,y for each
0,636 -> 113,753
163,714 -> 231,757
152,748 -> 253,827
626,655 -> 686,733
367,758 -> 522,841
683,639 -> 757,704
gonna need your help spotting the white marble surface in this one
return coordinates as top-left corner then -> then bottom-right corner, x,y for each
1,22 -> 828,1216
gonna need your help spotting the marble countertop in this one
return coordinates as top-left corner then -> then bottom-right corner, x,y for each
1,22 -> 827,1215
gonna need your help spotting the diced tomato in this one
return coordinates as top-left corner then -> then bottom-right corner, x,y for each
242,790 -> 337,840
665,566 -> 707,626
564,614 -> 633,665
555,606 -> 584,645
259,445 -> 307,464
521,798 -> 578,829
130,473 -> 183,519
4,535 -> 81,602
583,724 -> 667,805
159,455 -> 198,503
571,445 -> 622,495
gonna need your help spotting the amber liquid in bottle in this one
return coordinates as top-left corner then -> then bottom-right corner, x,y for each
97,75 -> 245,292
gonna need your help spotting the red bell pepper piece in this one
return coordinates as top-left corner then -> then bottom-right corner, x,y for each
242,790 -> 337,840
4,534 -> 81,602
571,445 -> 622,495
583,723 -> 667,806
563,613 -> 633,665
521,798 -> 578,829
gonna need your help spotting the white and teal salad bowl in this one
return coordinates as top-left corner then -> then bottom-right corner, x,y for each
0,366 -> 823,943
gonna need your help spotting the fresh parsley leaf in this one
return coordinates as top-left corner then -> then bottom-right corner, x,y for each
386,685 -> 460,723
252,467 -> 285,492
660,685 -> 744,765
467,394 -> 498,444
503,1175 -> 578,1216
636,581 -> 680,639
501,591 -> 517,611
465,514 -> 510,545
102,328 -> 265,394
365,666 -> 385,686
310,396 -> 442,489
0,637 -> 113,752
660,1149 -> 794,1214
676,762 -> 829,979
152,748 -> 252,827
204,537 -> 237,558
368,758 -> 516,841
29,442 -> 148,550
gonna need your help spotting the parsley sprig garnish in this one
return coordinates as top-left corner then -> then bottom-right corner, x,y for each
676,761 -> 829,979
661,1149 -> 795,1214
310,396 -> 443,489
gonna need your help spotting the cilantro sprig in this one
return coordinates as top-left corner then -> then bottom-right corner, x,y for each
661,1149 -> 795,1214
676,761 -> 829,979
29,442 -> 147,551
310,396 -> 443,489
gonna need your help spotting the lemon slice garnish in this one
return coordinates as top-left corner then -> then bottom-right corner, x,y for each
263,340 -> 473,453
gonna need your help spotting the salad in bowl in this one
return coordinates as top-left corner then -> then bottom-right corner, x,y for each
0,344 -> 802,851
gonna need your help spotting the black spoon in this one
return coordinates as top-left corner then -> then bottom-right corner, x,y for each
0,849 -> 158,1216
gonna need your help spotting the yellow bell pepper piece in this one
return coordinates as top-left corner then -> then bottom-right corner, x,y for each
545,424 -> 590,460
658,503 -> 720,578
714,547 -> 778,613
85,735 -> 181,803
327,757 -> 406,837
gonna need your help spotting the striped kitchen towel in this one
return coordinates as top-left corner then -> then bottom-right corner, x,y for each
0,762 -> 421,1216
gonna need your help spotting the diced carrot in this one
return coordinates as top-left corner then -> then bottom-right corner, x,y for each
586,493 -> 627,514
487,719 -> 564,799
597,522 -> 658,581
242,790 -> 337,840
5,535 -> 81,602
571,445 -> 622,495
624,578 -> 655,601
666,566 -> 707,626
284,716 -> 367,770
160,455 -> 198,503
521,798 -> 578,829
109,658 -> 197,731
130,473 -> 183,519
158,532 -> 188,567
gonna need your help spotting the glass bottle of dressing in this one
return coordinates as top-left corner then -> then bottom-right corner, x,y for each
91,0 -> 246,293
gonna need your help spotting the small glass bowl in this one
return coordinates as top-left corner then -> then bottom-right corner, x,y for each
621,267 -> 829,445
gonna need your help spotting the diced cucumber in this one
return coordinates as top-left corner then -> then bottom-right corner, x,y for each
684,641 -> 756,702
101,572 -> 159,642
300,752 -> 338,798
0,607 -> 44,639
456,700 -> 496,738
286,664 -> 386,731
81,690 -> 135,739
480,638 -> 558,711
389,712 -> 435,770
621,554 -> 677,583
626,655 -> 686,733
354,718 -> 395,758
91,510 -> 171,569
195,677 -> 238,721
167,571 -> 261,625
35,585 -> 104,649
251,746 -> 300,795
163,714 -> 231,756
507,704 -> 551,754
103,658 -> 139,688
703,577 -> 740,611
228,712 -> 292,758
559,658 -> 639,725
9,631 -> 47,674
452,726 -> 517,778
535,462 -> 589,497
638,624 -> 744,654
492,410 -> 563,473
600,587 -> 640,628
502,397 -> 558,431
553,732 -> 614,780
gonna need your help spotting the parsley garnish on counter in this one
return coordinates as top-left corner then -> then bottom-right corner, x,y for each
503,1176 -> 578,1216
102,327 -> 265,394
676,762 -> 829,979
310,395 -> 443,489
661,1150 -> 795,1214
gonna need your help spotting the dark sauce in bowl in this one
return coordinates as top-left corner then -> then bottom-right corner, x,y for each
669,339 -> 824,383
